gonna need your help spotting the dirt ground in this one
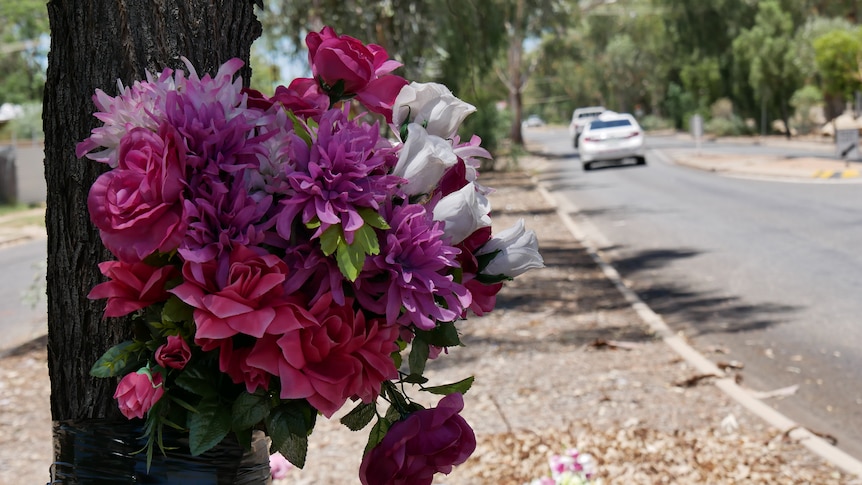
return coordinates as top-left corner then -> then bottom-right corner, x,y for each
1,162 -> 860,484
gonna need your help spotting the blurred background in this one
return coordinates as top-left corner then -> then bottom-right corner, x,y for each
2,0 -> 862,203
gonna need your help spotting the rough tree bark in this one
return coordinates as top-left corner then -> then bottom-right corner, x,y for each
43,0 -> 260,469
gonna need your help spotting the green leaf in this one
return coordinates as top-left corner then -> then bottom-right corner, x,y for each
391,350 -> 402,371
187,399 -> 232,456
415,321 -> 462,348
174,364 -> 218,398
286,111 -> 313,147
364,417 -> 392,454
162,296 -> 194,324
231,392 -> 271,431
353,223 -> 380,256
408,339 -> 430,376
383,382 -> 410,416
89,340 -> 143,378
340,401 -> 377,431
402,373 -> 428,385
335,239 -> 366,282
319,225 -> 343,256
267,402 -> 317,469
358,207 -> 390,230
305,216 -> 321,230
423,376 -> 475,396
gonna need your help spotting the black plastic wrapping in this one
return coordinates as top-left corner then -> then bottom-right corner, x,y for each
49,420 -> 271,484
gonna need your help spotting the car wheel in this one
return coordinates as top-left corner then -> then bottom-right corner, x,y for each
582,162 -> 592,171
635,156 -> 646,165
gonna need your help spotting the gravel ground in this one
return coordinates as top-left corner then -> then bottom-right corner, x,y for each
1,161 -> 860,484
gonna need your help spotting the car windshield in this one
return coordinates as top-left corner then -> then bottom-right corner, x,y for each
589,119 -> 632,129
579,112 -> 602,118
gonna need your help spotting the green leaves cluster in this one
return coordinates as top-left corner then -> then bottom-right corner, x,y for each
316,208 -> 389,281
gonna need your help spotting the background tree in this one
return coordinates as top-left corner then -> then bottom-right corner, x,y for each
0,0 -> 48,105
792,16 -> 856,120
43,0 -> 260,475
732,0 -> 803,137
813,27 -> 862,116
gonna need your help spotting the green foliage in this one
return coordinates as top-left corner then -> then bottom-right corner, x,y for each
340,401 -> 377,431
423,376 -> 474,396
813,28 -> 862,101
638,115 -> 674,132
0,1 -> 48,105
790,85 -> 824,134
90,340 -> 144,378
187,399 -> 233,456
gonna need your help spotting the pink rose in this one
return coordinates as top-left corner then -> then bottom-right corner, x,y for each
114,368 -> 165,420
245,293 -> 399,417
269,451 -> 293,480
271,79 -> 329,120
87,261 -> 179,317
154,335 -> 192,370
358,393 -> 476,485
88,126 -> 188,262
169,244 -> 314,347
216,340 -> 271,394
305,26 -> 407,121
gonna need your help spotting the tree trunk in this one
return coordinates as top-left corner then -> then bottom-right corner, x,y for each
507,0 -> 525,146
43,0 -> 260,474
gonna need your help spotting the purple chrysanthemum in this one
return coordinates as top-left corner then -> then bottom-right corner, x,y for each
282,242 -> 347,306
355,202 -> 471,329
274,108 -> 401,243
179,175 -> 270,263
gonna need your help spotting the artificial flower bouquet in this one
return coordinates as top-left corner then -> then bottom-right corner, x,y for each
79,26 -> 543,484
526,448 -> 598,485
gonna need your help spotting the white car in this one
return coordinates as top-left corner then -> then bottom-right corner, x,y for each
578,112 -> 645,171
569,106 -> 606,148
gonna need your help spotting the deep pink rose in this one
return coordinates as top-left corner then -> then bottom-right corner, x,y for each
88,126 -> 188,262
245,293 -> 399,417
359,393 -> 476,485
87,261 -> 179,317
241,87 -> 274,111
154,335 -> 192,370
114,368 -> 165,420
170,244 -> 315,347
216,340 -> 272,393
271,79 -> 329,120
305,26 -> 407,121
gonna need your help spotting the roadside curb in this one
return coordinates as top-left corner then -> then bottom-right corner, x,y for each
532,175 -> 862,478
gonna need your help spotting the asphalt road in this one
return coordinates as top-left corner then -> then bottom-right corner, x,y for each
0,238 -> 46,354
528,126 -> 862,461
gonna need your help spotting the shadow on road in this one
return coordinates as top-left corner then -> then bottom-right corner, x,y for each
608,247 -> 800,336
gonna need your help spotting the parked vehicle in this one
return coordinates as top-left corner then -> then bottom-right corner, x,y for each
523,114 -> 545,127
569,106 -> 606,148
578,112 -> 646,171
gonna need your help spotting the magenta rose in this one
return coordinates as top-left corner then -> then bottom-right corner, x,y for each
305,26 -> 407,121
169,244 -> 315,349
154,335 -> 192,370
87,126 -> 188,262
358,393 -> 476,485
87,261 -> 179,318
245,293 -> 400,417
114,368 -> 165,420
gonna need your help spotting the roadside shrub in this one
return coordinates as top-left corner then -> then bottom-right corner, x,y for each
638,115 -> 674,132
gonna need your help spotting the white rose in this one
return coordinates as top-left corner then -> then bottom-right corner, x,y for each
432,182 -> 491,244
393,82 -> 477,139
477,219 -> 544,278
393,123 -> 458,196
